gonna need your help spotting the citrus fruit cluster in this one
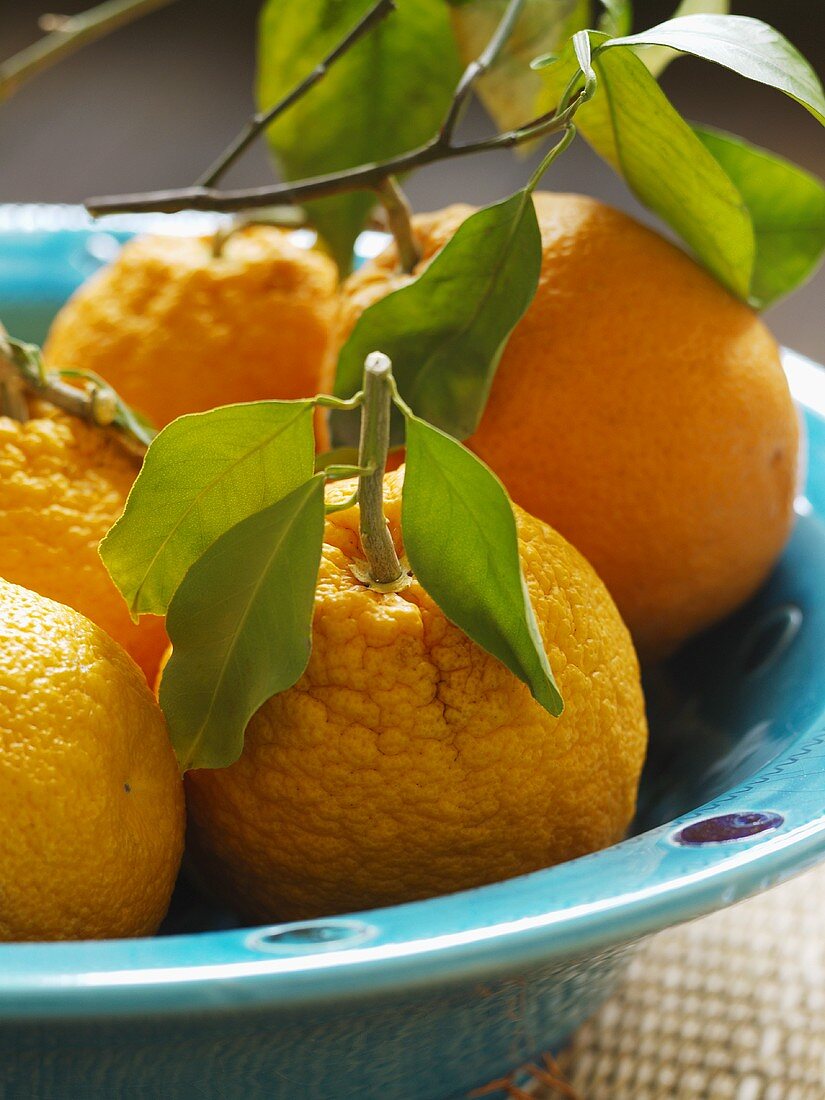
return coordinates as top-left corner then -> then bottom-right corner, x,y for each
1,188 -> 797,938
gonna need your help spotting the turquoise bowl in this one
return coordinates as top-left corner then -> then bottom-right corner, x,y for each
2,207 -> 825,1100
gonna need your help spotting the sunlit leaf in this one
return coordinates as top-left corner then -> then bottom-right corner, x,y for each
402,414 -> 562,717
559,38 -> 754,297
101,401 -> 315,616
161,475 -> 326,771
605,15 -> 825,122
695,126 -> 825,307
258,0 -> 461,273
333,187 -> 542,445
533,24 -> 825,303
638,0 -> 729,77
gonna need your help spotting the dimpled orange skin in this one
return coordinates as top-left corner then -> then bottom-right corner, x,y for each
184,469 -> 647,922
338,193 -> 799,657
0,579 -> 184,941
44,227 -> 339,447
0,402 -> 167,681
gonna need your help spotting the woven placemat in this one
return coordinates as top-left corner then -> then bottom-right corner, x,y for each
524,863 -> 825,1100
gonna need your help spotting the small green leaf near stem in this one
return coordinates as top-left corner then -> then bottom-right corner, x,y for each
357,353 -> 403,586
101,400 -> 316,616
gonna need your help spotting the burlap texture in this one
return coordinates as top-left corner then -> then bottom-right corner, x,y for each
527,864 -> 825,1099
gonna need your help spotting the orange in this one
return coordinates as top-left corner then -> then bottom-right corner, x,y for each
0,401 -> 167,681
338,193 -> 798,657
0,578 -> 184,941
183,468 -> 647,921
44,226 -> 339,446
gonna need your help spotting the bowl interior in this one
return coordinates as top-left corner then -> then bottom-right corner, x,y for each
2,210 -> 825,951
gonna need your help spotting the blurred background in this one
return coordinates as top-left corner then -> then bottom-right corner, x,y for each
1,1 -> 823,357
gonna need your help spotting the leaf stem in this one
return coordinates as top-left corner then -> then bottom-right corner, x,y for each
314,391 -> 364,411
374,176 -> 419,273
0,0 -> 178,102
196,0 -> 396,189
324,463 -> 373,480
357,353 -> 403,586
325,488 -> 359,515
526,125 -> 578,193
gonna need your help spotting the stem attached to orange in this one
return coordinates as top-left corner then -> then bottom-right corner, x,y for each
357,353 -> 403,586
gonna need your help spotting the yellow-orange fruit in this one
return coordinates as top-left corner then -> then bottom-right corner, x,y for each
0,402 -> 167,680
44,227 -> 340,446
183,469 -> 647,922
338,194 -> 798,656
0,579 -> 184,941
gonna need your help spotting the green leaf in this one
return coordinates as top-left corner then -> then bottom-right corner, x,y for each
637,0 -> 729,78
101,401 -> 315,617
449,0 -> 590,136
535,36 -> 754,298
402,415 -> 562,717
333,188 -> 542,445
160,475 -> 326,771
598,0 -> 631,38
694,126 -> 825,307
581,44 -> 754,296
604,15 -> 825,123
257,0 -> 461,274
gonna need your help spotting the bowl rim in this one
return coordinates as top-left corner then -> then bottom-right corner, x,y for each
1,212 -> 824,1021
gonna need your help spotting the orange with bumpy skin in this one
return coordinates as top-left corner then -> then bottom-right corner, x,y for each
0,402 -> 167,681
184,469 -> 647,922
0,579 -> 184,941
338,194 -> 799,656
44,227 -> 339,446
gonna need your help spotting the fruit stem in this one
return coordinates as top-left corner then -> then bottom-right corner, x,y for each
0,358 -> 28,421
0,332 -> 151,454
374,177 -> 419,274
357,352 -> 403,586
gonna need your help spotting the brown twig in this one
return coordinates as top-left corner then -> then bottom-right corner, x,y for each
86,93 -> 585,217
0,0 -> 178,101
196,0 -> 396,188
86,0 -> 591,225
438,0 -> 527,146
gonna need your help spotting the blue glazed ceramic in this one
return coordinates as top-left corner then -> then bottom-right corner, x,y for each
1,207 -> 825,1100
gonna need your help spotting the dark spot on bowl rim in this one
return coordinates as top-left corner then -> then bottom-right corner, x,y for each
246,918 -> 378,954
672,811 -> 785,847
